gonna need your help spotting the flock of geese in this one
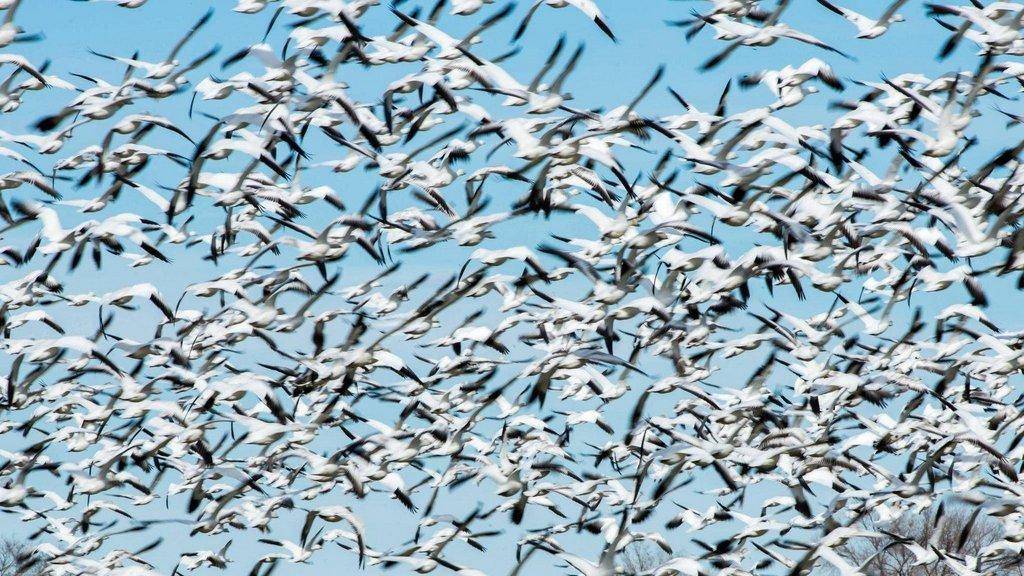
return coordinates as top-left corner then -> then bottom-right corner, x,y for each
4,0 -> 1024,575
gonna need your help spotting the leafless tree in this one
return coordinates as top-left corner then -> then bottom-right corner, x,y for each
0,538 -> 37,576
835,503 -> 1024,576
620,541 -> 672,574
